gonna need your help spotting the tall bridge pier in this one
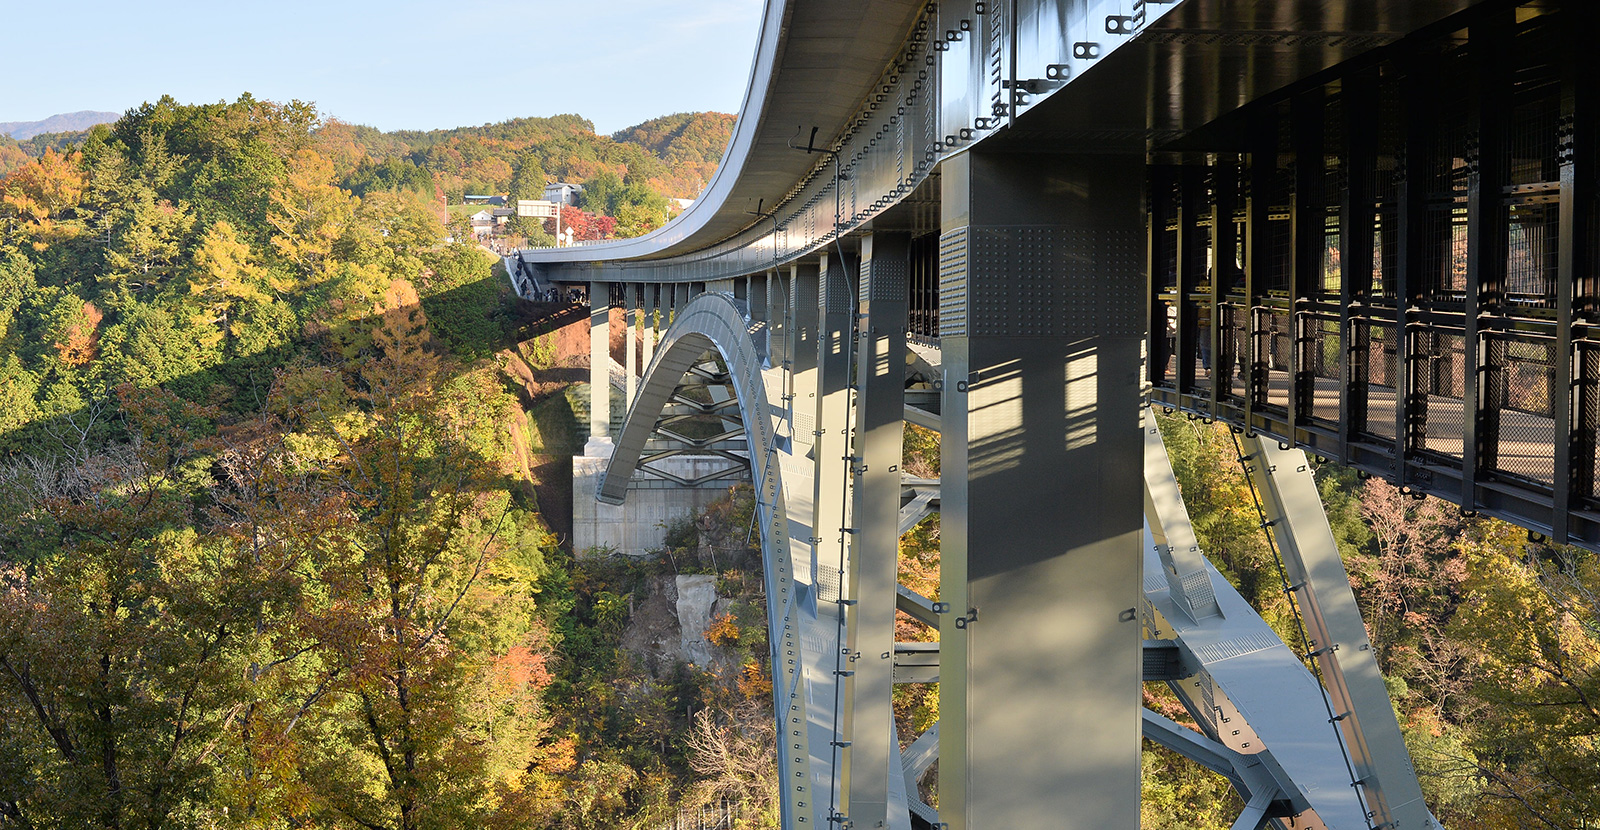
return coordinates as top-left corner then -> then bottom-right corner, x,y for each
935,150 -> 1147,827
516,0 -> 1598,826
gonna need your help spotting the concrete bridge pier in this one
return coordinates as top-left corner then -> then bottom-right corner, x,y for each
625,284 -> 638,404
938,150 -> 1146,830
642,283 -> 656,374
587,280 -> 613,458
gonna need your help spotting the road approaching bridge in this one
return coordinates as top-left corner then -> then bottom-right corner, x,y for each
517,1 -> 1597,827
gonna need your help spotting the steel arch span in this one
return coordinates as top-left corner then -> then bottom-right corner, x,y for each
596,293 -> 837,829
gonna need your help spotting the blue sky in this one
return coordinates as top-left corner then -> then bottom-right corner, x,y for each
1,0 -> 763,134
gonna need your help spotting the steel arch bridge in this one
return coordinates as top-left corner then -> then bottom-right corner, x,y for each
513,1 -> 1600,827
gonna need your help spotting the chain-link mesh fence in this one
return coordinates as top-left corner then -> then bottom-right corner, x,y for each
1415,328 -> 1466,462
1488,332 -> 1558,484
1309,314 -> 1342,426
1222,303 -> 1248,402
1261,306 -> 1293,413
1361,318 -> 1399,440
1577,342 -> 1600,502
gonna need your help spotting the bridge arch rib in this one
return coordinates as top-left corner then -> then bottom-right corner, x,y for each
597,292 -> 778,507
596,292 -> 825,829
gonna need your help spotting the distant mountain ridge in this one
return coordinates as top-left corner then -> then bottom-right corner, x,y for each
0,110 -> 120,140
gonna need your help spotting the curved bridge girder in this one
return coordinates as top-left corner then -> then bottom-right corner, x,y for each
598,293 -> 824,828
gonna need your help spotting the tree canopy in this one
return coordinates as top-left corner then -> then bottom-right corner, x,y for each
0,94 -> 762,830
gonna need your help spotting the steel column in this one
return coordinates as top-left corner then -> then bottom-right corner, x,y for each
769,269 -> 788,374
1212,155 -> 1240,417
1396,59 -> 1431,475
1149,165 -> 1177,390
788,262 -> 820,593
1177,165 -> 1209,399
750,272 -> 770,375
1554,9 -> 1589,540
842,233 -> 912,830
1341,74 -> 1378,465
643,284 -> 657,374
1290,91 -> 1325,440
791,262 -> 820,452
814,250 -> 857,594
1245,120 -> 1272,429
813,250 -> 857,823
1178,165 -> 1207,398
1465,16 -> 1510,507
938,150 -> 1144,829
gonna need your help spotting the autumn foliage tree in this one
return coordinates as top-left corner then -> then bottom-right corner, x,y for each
1349,479 -> 1461,669
545,205 -> 616,243
268,150 -> 357,282
46,296 -> 102,367
1448,524 -> 1600,828
0,148 -> 86,251
238,286 -> 548,830
0,386 -> 247,829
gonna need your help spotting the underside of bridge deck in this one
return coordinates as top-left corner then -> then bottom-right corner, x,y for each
1146,0 -> 1600,548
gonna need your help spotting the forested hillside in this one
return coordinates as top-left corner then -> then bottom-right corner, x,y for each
0,132 -> 98,179
2,102 -> 736,241
0,94 -> 756,830
611,112 -> 738,197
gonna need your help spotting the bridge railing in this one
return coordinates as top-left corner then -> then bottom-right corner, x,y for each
648,799 -> 745,830
1146,5 -> 1600,549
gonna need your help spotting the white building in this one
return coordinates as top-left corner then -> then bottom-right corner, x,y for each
468,209 -> 495,238
543,182 -> 584,206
